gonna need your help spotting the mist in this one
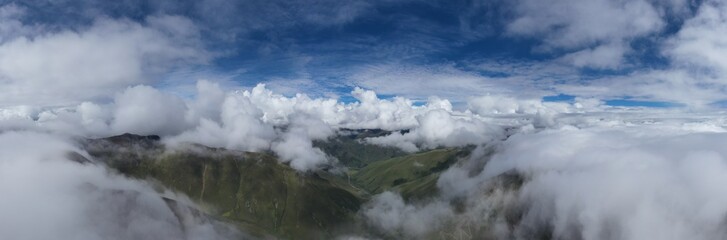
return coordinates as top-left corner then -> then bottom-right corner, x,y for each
0,131 -> 242,240
361,121 -> 727,240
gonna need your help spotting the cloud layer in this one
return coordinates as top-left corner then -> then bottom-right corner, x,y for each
361,112 -> 727,239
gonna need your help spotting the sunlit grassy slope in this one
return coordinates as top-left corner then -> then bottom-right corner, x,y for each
351,147 -> 470,200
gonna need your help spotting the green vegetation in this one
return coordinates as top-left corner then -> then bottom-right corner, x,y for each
83,133 -> 473,239
351,148 -> 470,200
314,130 -> 407,168
85,137 -> 366,239
143,152 -> 364,239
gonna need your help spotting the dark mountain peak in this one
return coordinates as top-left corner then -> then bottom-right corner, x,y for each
337,128 -> 407,139
104,133 -> 161,144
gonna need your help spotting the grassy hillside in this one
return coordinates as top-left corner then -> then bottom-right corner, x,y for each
352,147 -> 471,200
314,129 -> 407,168
83,133 -> 475,239
85,136 -> 366,239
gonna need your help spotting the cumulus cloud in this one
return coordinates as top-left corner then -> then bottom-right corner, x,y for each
272,114 -> 336,170
165,84 -> 277,153
366,109 -> 502,152
468,95 -> 571,115
0,80 -> 491,171
0,9 -> 209,107
0,78 -> 542,170
165,83 -> 501,169
667,1 -> 727,75
111,85 -> 191,136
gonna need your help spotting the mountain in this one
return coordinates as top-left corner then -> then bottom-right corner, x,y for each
313,129 -> 408,169
81,132 -> 476,239
351,147 -> 471,201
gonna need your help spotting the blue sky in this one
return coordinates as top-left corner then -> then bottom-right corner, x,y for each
2,0 -> 725,108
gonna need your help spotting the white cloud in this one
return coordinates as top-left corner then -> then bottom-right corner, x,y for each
111,85 -> 191,136
348,64 -> 503,102
468,95 -> 561,115
366,109 -> 502,152
166,86 -> 277,152
0,131 -> 239,240
167,83 -> 473,170
479,127 -> 727,239
185,80 -> 227,124
362,191 -> 454,238
0,4 -> 40,44
507,0 -> 670,68
0,12 -> 209,107
560,42 -> 629,69
272,116 -> 334,171
667,1 -> 727,75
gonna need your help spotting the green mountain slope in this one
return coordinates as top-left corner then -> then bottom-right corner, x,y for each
82,133 -> 475,239
314,129 -> 407,169
352,147 -> 471,200
84,135 -> 366,239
